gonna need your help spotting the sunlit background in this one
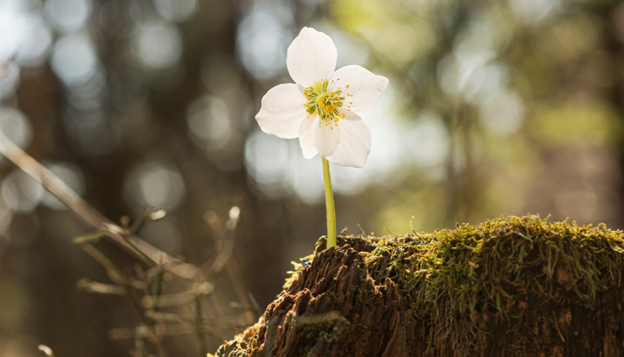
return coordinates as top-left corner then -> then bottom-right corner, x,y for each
1,0 -> 624,355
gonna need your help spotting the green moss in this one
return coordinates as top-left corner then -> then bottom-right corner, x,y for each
286,214 -> 624,352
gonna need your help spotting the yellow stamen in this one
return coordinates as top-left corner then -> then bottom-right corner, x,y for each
303,79 -> 352,126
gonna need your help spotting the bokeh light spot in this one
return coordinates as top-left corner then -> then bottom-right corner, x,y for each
404,113 -> 450,169
124,161 -> 187,212
291,153 -> 324,204
479,90 -> 524,134
0,0 -> 51,67
236,4 -> 293,80
14,19 -> 52,67
153,0 -> 197,23
51,33 -> 98,87
508,0 -> 559,24
132,21 -> 182,70
244,130 -> 290,198
1,170 -> 44,213
187,96 -> 232,151
45,0 -> 91,32
0,107 -> 32,150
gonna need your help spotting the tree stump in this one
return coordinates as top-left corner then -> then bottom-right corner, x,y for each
214,215 -> 624,356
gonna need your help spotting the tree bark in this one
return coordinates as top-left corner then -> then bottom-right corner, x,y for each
215,216 -> 624,356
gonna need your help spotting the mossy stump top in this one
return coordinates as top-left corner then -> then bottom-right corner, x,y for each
215,215 -> 624,356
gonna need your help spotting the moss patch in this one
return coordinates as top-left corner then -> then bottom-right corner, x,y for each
216,214 -> 624,356
286,214 -> 624,352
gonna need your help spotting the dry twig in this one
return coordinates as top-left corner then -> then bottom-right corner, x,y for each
0,131 -> 202,280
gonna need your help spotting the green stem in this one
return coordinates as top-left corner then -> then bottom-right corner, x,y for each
322,158 -> 337,249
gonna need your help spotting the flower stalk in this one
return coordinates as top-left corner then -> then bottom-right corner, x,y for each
322,157 -> 337,249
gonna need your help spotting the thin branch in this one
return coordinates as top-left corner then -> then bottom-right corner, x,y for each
203,207 -> 240,277
0,131 -> 202,280
194,296 -> 208,357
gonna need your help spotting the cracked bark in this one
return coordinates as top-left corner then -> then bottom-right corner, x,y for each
215,237 -> 624,357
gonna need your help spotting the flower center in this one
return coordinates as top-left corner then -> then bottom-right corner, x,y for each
304,79 -> 349,128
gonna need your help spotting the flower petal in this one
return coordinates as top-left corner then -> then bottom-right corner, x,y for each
299,114 -> 316,136
287,27 -> 337,87
342,109 -> 361,121
330,65 -> 389,114
314,120 -> 341,157
326,111 -> 371,168
255,83 -> 306,139
299,124 -> 318,159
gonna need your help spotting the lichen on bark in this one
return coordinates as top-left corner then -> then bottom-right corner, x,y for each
214,215 -> 624,356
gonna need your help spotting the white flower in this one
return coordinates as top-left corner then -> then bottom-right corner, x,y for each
255,27 -> 389,168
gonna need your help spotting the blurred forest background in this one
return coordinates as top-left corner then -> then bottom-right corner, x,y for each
1,0 -> 624,355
